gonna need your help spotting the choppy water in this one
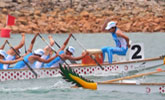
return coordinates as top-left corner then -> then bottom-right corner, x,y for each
0,33 -> 165,100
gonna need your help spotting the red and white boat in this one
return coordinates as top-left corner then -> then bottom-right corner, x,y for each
0,49 -> 164,82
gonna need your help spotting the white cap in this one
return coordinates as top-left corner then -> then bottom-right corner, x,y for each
34,49 -> 44,56
0,50 -> 7,58
105,21 -> 116,30
67,46 -> 75,55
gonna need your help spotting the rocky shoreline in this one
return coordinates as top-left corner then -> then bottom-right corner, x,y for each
0,0 -> 165,34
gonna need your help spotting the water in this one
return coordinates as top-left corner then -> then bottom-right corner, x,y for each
0,32 -> 165,100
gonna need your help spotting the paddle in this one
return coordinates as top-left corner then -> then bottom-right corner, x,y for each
53,38 -> 77,64
99,68 -> 165,84
71,34 -> 104,70
38,33 -> 70,66
6,40 -> 38,78
24,41 -> 27,53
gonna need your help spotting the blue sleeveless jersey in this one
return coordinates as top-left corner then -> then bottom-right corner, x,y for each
0,63 -> 3,70
12,53 -> 33,69
45,50 -> 64,68
0,58 -> 5,70
111,28 -> 121,48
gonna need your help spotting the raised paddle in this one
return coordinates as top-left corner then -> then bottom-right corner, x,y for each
6,40 -> 38,78
98,68 -> 165,84
38,33 -> 70,66
71,34 -> 104,70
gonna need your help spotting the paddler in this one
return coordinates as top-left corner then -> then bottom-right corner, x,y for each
3,33 -> 25,69
101,19 -> 130,63
12,33 -> 58,69
45,33 -> 88,68
34,35 -> 55,68
0,50 -> 23,70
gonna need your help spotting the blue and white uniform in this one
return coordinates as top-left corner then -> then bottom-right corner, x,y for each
0,50 -> 7,70
3,55 -> 16,69
102,27 -> 128,63
12,49 -> 45,69
45,51 -> 64,68
34,54 -> 50,69
0,63 -> 3,70
12,53 -> 33,69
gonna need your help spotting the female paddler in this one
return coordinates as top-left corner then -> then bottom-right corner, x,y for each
12,33 -> 58,69
101,19 -> 130,63
45,33 -> 88,68
3,33 -> 25,69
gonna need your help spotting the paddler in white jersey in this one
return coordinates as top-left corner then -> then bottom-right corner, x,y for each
34,35 -> 55,69
101,19 -> 130,63
0,49 -> 23,70
3,33 -> 25,69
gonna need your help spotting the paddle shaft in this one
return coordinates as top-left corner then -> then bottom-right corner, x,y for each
6,41 -> 38,78
24,41 -> 27,53
99,70 -> 165,84
38,34 -> 70,66
54,41 -> 60,48
71,34 -> 104,70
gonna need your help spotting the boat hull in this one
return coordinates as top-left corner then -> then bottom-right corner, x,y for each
0,57 -> 163,82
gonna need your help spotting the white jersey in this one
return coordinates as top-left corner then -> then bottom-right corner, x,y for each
35,54 -> 49,69
3,55 -> 15,69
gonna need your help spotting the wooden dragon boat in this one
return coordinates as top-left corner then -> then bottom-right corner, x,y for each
0,55 -> 164,82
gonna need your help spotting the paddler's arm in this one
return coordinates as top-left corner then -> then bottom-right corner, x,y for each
49,35 -> 55,46
0,40 -> 7,50
0,57 -> 23,64
58,33 -> 72,52
27,33 -> 39,54
14,33 -> 25,50
34,54 -> 59,63
43,35 -> 55,56
102,19 -> 110,32
63,51 -> 88,61
7,33 -> 25,55
116,30 -> 130,48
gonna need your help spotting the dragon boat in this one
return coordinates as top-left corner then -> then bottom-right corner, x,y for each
0,49 -> 164,82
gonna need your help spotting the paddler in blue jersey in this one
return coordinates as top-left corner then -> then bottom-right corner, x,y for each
45,34 -> 88,68
12,33 -> 39,69
101,19 -> 130,63
13,33 -> 58,69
